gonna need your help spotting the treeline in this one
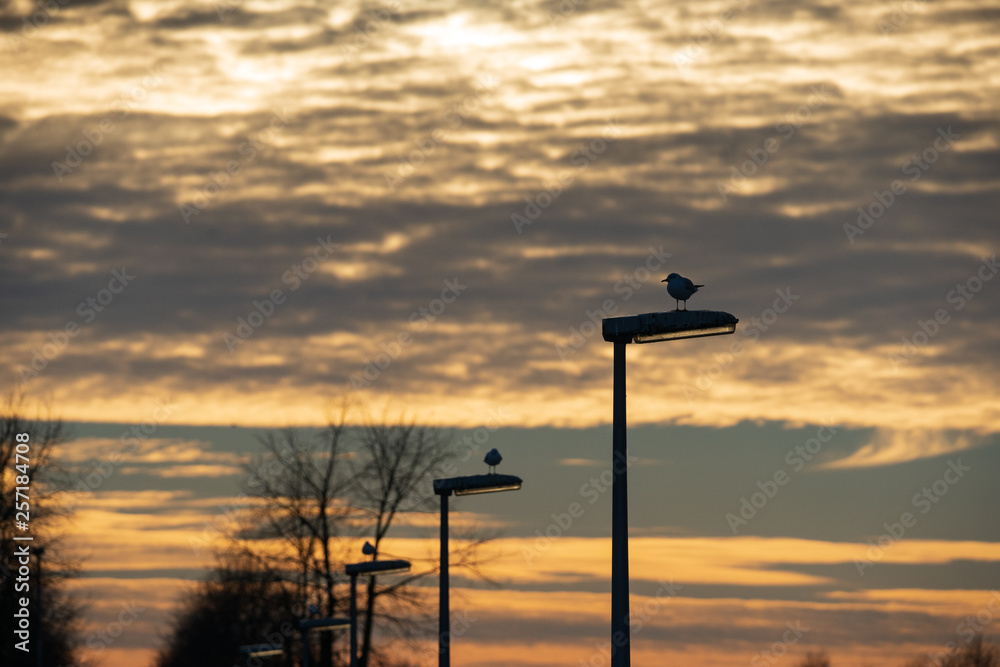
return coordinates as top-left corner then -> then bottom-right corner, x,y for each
796,637 -> 1000,667
0,396 -> 88,667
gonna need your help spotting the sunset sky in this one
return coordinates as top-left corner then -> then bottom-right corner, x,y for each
2,0 -> 999,665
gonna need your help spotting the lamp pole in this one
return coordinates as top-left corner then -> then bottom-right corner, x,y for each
349,572 -> 359,667
603,309 -> 738,667
433,473 -> 522,667
239,644 -> 284,667
439,492 -> 450,667
344,559 -> 410,667
298,617 -> 350,667
611,342 -> 629,666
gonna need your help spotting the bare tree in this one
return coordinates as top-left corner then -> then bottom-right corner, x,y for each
808,636 -> 1000,667
240,421 -> 355,667
927,635 -> 1000,667
350,418 -> 457,667
0,393 -> 87,667
226,407 -> 498,667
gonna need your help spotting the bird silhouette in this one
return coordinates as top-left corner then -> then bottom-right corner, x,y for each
662,273 -> 703,311
362,541 -> 376,556
484,448 -> 502,474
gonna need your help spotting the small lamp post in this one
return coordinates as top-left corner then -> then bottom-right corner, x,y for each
239,643 -> 284,667
344,558 -> 411,667
433,472 -> 522,667
298,616 -> 350,667
602,309 -> 738,667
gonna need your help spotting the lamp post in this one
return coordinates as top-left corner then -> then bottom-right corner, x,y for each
239,643 -> 284,667
433,473 -> 522,667
298,616 -> 350,667
344,558 -> 411,667
602,309 -> 738,667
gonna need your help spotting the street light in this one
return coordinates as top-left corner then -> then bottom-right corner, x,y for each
344,558 -> 411,667
298,616 -> 350,667
602,309 -> 738,667
433,473 -> 522,667
239,643 -> 284,667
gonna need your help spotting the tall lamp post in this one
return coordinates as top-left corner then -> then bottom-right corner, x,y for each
602,309 -> 738,667
344,558 -> 411,667
433,472 -> 522,667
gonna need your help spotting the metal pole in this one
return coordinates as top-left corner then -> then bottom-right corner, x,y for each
611,342 -> 630,667
301,628 -> 309,667
350,573 -> 359,667
438,492 -> 450,667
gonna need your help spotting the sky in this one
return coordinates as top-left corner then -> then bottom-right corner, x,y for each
1,0 -> 999,664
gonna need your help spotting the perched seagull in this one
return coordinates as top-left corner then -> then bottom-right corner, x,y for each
362,541 -> 376,556
484,448 -> 502,474
662,273 -> 704,311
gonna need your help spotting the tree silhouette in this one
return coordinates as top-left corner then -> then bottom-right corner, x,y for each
918,635 -> 1000,667
157,407 -> 496,667
0,393 -> 87,667
798,636 -> 1000,667
797,652 -> 831,667
153,550 -> 300,667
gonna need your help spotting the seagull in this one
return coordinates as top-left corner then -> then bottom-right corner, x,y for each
484,448 -> 502,474
362,541 -> 376,556
662,273 -> 704,311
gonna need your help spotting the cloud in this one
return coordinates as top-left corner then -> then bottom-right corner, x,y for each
821,429 -> 984,469
557,457 -> 603,466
